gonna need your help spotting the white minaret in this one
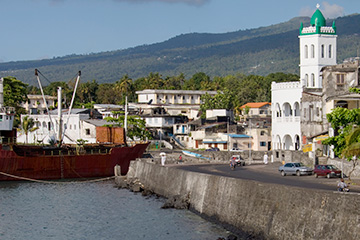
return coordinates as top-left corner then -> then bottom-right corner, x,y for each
299,4 -> 337,89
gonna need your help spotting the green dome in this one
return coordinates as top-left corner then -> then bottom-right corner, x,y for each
310,9 -> 326,27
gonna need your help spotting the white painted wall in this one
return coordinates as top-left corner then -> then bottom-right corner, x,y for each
299,34 -> 337,88
271,82 -> 302,150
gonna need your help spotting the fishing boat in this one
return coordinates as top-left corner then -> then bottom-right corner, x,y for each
182,150 -> 211,160
0,72 -> 149,181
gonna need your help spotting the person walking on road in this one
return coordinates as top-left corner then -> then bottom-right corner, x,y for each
263,152 -> 268,165
160,152 -> 166,166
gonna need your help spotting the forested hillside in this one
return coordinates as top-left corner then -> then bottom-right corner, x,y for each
1,14 -> 360,85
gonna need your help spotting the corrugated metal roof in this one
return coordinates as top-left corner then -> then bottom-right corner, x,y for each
240,102 -> 271,109
228,134 -> 251,138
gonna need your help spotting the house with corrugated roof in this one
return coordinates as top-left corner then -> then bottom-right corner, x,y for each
239,102 -> 271,117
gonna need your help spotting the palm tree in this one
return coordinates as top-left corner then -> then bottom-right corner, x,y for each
21,116 -> 37,144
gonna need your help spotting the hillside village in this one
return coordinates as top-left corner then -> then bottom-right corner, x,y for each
1,7 -> 360,177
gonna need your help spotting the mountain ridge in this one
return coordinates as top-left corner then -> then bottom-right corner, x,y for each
1,14 -> 360,85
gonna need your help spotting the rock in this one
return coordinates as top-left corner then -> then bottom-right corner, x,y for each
115,176 -> 128,188
227,234 -> 237,240
161,194 -> 190,209
141,189 -> 154,196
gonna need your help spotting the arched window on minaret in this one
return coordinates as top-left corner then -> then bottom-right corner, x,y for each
311,45 -> 315,58
321,44 -> 325,58
305,74 -> 309,87
305,45 -> 308,58
311,74 -> 315,87
329,45 -> 332,58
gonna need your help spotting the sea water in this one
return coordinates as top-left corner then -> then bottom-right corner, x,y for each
0,180 -> 234,240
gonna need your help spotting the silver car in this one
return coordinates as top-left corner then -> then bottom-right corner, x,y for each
278,162 -> 313,176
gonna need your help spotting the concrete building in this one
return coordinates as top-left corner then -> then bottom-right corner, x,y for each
239,102 -> 271,117
17,109 -> 103,144
21,95 -> 56,114
134,89 -> 217,120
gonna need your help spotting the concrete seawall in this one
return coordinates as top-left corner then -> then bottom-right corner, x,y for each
126,161 -> 360,239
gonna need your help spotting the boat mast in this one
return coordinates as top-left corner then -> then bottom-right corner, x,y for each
35,69 -> 56,140
0,78 -> 3,108
124,96 -> 128,136
57,87 -> 62,144
60,71 -> 81,144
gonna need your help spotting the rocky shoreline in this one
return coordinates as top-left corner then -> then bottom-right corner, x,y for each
114,175 -> 240,240
115,176 -> 191,210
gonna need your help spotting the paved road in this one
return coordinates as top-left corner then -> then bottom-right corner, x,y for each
175,162 -> 360,193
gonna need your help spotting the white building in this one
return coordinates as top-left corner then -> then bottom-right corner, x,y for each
134,89 -> 217,120
299,6 -> 337,88
17,109 -> 104,144
271,5 -> 337,151
271,82 -> 302,150
21,94 -> 56,114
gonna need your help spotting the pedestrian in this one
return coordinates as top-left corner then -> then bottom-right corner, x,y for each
160,153 -> 166,166
263,152 -> 268,165
179,155 -> 183,163
337,178 -> 349,192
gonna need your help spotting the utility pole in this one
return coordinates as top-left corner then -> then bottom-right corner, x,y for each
249,118 -> 252,164
227,116 -> 230,151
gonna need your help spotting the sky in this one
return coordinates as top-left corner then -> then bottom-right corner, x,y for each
1,0 -> 359,63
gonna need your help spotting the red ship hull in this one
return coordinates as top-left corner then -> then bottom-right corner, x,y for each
0,143 -> 149,181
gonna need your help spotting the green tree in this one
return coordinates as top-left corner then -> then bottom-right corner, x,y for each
183,72 -> 210,90
199,89 -> 234,118
322,107 -> 360,180
3,77 -> 28,127
77,80 -> 99,105
114,74 -> 134,104
104,112 -> 152,141
96,83 -> 119,104
43,82 -> 72,108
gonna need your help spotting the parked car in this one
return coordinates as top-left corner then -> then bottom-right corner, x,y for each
205,147 -> 220,151
230,147 -> 244,152
231,155 -> 245,166
278,162 -> 313,176
314,165 -> 342,178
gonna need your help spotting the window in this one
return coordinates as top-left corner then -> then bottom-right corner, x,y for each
74,125 -> 76,130
304,45 -> 308,58
321,44 -> 324,58
311,44 -> 315,58
260,142 -> 266,147
0,115 -> 2,121
336,74 -> 345,85
304,108 -> 307,119
329,45 -> 332,58
311,74 -> 315,87
316,107 -> 320,117
305,74 -> 309,87
260,131 -> 266,136
86,129 -> 90,135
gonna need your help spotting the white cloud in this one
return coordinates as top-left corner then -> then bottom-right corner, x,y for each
321,1 -> 344,18
299,1 -> 344,19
